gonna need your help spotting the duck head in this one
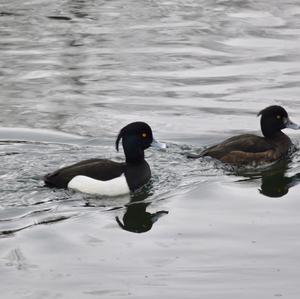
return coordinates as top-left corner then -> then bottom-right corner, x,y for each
258,105 -> 300,137
115,122 -> 166,163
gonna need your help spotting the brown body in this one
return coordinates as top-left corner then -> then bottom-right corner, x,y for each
201,132 -> 292,165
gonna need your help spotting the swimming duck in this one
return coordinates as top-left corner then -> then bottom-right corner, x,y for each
188,105 -> 299,165
44,122 -> 166,196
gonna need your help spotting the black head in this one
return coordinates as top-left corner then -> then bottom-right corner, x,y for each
115,122 -> 155,163
257,105 -> 299,137
116,122 -> 153,151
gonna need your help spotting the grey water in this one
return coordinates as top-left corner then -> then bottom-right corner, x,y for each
1,0 -> 300,298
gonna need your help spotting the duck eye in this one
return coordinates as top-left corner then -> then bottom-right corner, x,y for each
276,115 -> 281,119
142,133 -> 147,138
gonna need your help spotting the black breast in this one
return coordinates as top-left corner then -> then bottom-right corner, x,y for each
124,161 -> 151,191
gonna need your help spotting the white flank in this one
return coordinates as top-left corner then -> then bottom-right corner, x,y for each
67,174 -> 130,196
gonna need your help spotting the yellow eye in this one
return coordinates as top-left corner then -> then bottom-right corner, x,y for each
276,115 -> 281,119
142,133 -> 147,138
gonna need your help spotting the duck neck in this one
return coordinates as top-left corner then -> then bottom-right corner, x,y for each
125,150 -> 145,164
261,127 -> 280,138
122,138 -> 145,164
261,121 -> 282,138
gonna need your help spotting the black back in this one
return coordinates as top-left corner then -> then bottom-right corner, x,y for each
44,159 -> 126,188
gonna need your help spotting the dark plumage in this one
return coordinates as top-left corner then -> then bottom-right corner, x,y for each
188,106 -> 299,165
44,159 -> 125,189
44,122 -> 165,194
115,202 -> 168,233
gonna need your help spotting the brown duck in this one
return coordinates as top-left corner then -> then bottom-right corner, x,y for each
188,105 -> 300,165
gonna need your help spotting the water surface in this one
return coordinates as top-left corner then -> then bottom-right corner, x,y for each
1,0 -> 300,298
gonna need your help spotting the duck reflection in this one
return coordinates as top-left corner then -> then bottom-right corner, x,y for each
259,169 -> 300,198
116,186 -> 168,233
237,159 -> 300,198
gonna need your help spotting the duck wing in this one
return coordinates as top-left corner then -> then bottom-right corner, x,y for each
200,134 -> 277,164
44,159 -> 126,188
203,134 -> 273,156
187,134 -> 274,160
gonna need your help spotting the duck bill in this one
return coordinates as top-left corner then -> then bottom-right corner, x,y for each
151,138 -> 167,149
284,118 -> 300,130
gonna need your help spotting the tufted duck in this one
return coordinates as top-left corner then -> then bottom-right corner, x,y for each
188,105 -> 299,165
44,122 -> 166,195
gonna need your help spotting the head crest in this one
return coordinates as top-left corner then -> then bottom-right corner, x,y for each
115,129 -> 123,152
257,105 -> 287,117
